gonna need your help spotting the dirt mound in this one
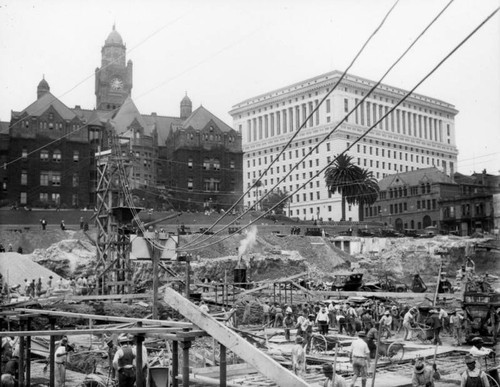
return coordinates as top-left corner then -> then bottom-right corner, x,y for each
31,239 -> 96,277
192,251 -> 309,282
0,252 -> 62,287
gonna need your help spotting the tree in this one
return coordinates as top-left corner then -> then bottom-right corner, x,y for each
261,190 -> 289,214
347,168 -> 379,221
324,154 -> 361,221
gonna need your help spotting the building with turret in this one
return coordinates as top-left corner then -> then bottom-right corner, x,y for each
0,26 -> 242,211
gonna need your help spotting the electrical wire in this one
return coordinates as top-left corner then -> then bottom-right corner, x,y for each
181,0 -> 401,248
182,0 -> 454,250
181,5 -> 499,252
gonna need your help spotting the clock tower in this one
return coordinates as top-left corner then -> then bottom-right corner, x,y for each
95,25 -> 133,111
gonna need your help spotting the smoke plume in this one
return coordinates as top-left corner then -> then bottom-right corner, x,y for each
238,226 -> 257,258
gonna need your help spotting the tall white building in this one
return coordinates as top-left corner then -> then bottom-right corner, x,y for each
229,70 -> 458,221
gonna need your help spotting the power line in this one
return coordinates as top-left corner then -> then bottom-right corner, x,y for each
182,5 -> 499,252
182,0 -> 453,250
181,0 -> 401,249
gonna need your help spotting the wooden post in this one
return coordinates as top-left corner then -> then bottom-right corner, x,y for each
181,340 -> 191,387
220,343 -> 227,387
370,323 -> 383,387
18,317 -> 25,387
185,256 -> 191,300
49,317 -> 56,387
172,340 -> 179,387
332,342 -> 339,386
152,233 -> 160,320
135,330 -> 145,387
26,317 -> 32,386
433,262 -> 443,306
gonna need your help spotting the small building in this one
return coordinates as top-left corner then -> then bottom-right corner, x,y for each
364,167 -> 500,236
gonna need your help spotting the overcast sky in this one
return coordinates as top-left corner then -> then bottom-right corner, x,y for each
1,0 -> 499,175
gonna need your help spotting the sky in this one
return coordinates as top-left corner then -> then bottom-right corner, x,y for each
1,0 -> 499,175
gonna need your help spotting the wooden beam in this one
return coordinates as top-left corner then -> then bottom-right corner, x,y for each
0,327 -> 206,339
14,308 -> 193,328
163,287 -> 309,387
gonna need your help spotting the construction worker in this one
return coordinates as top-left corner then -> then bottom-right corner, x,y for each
426,310 -> 442,346
450,309 -> 465,346
291,336 -> 306,377
411,358 -> 440,386
283,311 -> 295,341
316,305 -> 330,335
379,311 -> 393,339
113,335 -> 136,387
460,354 -> 490,387
262,301 -> 271,326
349,331 -> 370,387
469,337 -> 494,370
321,362 -> 348,387
274,303 -> 284,328
403,308 -> 417,341
54,336 -> 74,387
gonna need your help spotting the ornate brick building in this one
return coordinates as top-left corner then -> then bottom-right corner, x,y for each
0,26 -> 242,210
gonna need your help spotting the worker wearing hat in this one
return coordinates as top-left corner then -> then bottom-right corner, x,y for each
283,309 -> 295,341
321,362 -> 348,387
425,309 -> 442,346
450,308 -> 465,346
411,357 -> 440,387
349,331 -> 370,387
54,336 -> 74,387
113,334 -> 148,387
461,354 -> 490,386
379,310 -> 393,339
469,337 -> 494,370
291,336 -> 306,377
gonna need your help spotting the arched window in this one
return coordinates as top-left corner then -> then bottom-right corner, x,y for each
213,159 -> 220,171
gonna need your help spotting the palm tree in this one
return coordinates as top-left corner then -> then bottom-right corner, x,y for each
324,154 -> 361,221
347,168 -> 379,221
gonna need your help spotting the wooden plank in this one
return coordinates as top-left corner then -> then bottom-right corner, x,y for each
14,308 -> 193,328
0,327 -> 206,338
163,287 -> 310,387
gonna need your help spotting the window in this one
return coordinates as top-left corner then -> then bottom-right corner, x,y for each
213,159 -> 220,170
53,193 -> 60,205
20,192 -> 27,205
51,172 -> 61,186
326,99 -> 331,113
344,98 -> 349,112
53,149 -> 61,162
72,173 -> 79,187
230,160 -> 235,169
40,193 -> 49,203
41,150 -> 49,161
72,194 -> 78,206
21,170 -> 27,185
187,178 -> 193,190
40,171 -> 49,186
22,148 -> 28,159
73,150 -> 79,162
188,158 -> 193,169
203,158 -> 210,170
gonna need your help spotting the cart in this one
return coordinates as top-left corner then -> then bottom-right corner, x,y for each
377,340 -> 405,363
410,323 -> 435,344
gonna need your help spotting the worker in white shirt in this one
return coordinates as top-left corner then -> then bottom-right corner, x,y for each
460,354 -> 490,387
469,337 -> 494,370
316,306 -> 330,335
349,331 -> 370,387
54,336 -> 74,387
379,311 -> 393,339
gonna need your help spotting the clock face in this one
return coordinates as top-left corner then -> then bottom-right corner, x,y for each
110,77 -> 124,91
